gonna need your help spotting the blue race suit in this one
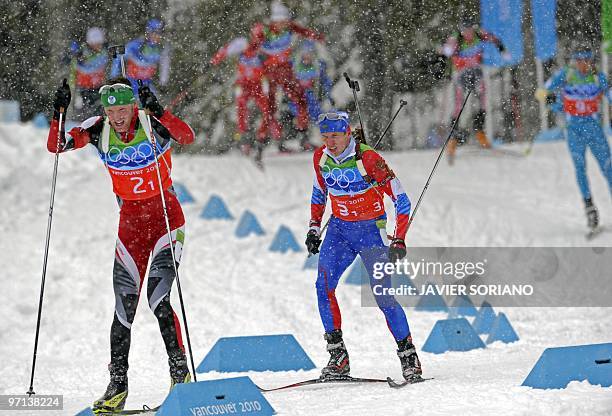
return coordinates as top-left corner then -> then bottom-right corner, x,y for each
290,58 -> 333,121
311,140 -> 411,341
111,37 -> 170,96
545,67 -> 612,200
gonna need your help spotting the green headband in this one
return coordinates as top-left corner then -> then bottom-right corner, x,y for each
99,83 -> 136,107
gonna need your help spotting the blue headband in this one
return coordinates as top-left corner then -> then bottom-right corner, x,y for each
572,51 -> 594,60
319,119 -> 349,133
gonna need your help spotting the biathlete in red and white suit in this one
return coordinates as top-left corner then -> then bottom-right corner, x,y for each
304,110 -> 423,382
246,1 -> 324,132
211,37 -> 282,142
47,78 -> 194,413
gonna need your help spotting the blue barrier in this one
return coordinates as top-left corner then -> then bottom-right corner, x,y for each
422,318 -> 486,354
74,408 -> 94,416
235,210 -> 265,238
415,282 -> 448,312
157,376 -> 274,416
522,343 -> 612,389
303,253 -> 319,269
197,334 -> 315,373
32,113 -> 49,129
173,182 -> 195,204
486,312 -> 519,344
448,294 -> 478,317
472,301 -> 496,334
269,225 -> 301,253
200,194 -> 233,220
0,100 -> 20,123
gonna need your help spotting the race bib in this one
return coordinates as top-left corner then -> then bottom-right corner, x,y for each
330,189 -> 385,221
107,148 -> 172,200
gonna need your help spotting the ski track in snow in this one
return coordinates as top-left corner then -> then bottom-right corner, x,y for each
1,122 -> 611,415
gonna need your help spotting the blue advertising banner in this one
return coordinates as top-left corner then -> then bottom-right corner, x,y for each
531,0 -> 557,60
480,0 -> 524,66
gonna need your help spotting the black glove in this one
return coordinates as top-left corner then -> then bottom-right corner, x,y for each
388,238 -> 407,262
138,80 -> 164,118
305,229 -> 322,255
53,78 -> 71,118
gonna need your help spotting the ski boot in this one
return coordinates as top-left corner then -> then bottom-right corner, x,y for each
447,136 -> 458,166
92,363 -> 128,414
169,350 -> 191,390
397,337 -> 422,382
585,198 -> 599,230
321,329 -> 350,378
475,130 -> 492,149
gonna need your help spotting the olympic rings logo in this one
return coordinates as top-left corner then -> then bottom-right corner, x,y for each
322,166 -> 358,189
106,142 -> 154,165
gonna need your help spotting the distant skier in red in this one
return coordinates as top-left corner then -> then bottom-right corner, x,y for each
246,1 -> 324,147
211,36 -> 282,161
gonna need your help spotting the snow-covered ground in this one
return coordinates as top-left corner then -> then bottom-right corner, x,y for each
1,122 -> 611,415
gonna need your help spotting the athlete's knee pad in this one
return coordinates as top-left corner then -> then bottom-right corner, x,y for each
473,110 -> 486,132
148,248 -> 176,311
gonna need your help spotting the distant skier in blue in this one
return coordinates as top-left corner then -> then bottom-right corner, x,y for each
111,19 -> 170,96
536,48 -> 612,234
290,40 -> 334,148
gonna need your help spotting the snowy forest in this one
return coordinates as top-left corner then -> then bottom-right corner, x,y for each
0,1 -> 605,152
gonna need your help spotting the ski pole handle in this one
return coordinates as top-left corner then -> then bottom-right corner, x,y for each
109,45 -> 127,78
343,72 -> 353,88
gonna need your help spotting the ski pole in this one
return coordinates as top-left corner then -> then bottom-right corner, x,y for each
343,72 -> 366,138
372,99 -> 407,150
28,99 -> 66,396
109,45 -> 126,78
307,98 -> 408,257
142,105 -> 198,382
405,90 -> 472,235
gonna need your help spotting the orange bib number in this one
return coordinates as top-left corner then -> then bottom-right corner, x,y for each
108,150 -> 172,200
563,96 -> 600,116
331,190 -> 384,221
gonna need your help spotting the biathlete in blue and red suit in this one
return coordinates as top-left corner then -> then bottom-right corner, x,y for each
304,110 -> 423,382
47,77 -> 194,414
536,49 -> 612,233
111,19 -> 170,97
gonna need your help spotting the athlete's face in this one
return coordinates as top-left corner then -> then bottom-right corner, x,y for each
89,41 -> 103,52
322,131 -> 350,156
461,27 -> 475,41
575,59 -> 592,75
105,104 -> 136,133
271,21 -> 289,32
147,31 -> 162,45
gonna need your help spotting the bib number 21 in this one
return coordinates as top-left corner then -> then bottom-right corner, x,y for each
131,177 -> 155,194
